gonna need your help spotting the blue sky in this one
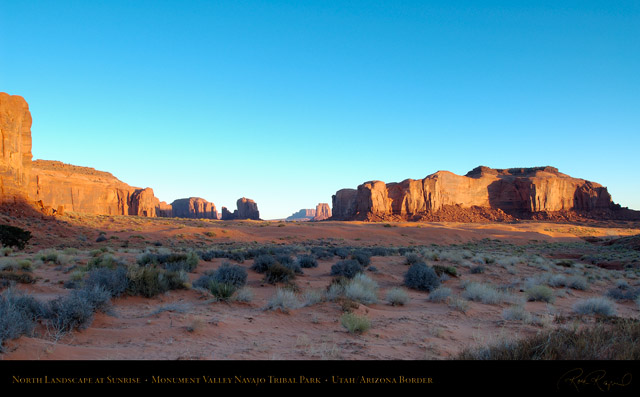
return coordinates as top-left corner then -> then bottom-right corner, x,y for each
1,1 -> 638,219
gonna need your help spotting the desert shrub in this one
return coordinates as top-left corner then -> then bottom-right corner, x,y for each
0,289 -> 45,349
448,296 -> 469,313
297,254 -> 318,269
386,287 -> 409,306
433,264 -> 458,278
87,253 -> 126,270
208,281 -> 237,302
325,282 -> 345,302
344,274 -> 378,305
334,247 -> 351,259
331,260 -> 364,279
340,313 -> 371,334
502,305 -> 536,323
462,282 -> 507,304
404,262 -> 440,292
84,267 -> 128,297
44,286 -> 111,335
264,263 -> 296,284
126,266 -> 186,298
606,283 -> 639,301
137,250 -> 199,272
234,287 -> 254,303
213,263 -> 247,288
404,252 -> 422,266
310,247 -> 333,260
302,289 -> 325,306
0,225 -> 32,250
428,287 -> 452,303
573,297 -> 617,317
265,288 -> 301,313
251,255 -> 276,273
566,275 -> 589,291
0,271 -> 36,284
350,250 -> 371,267
470,265 -> 485,274
457,319 -> 640,360
525,285 -> 555,303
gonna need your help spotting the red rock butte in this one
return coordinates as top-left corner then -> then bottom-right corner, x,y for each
331,166 -> 639,222
0,92 -> 258,220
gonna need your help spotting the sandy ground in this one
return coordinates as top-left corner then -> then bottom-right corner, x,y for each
1,214 -> 640,361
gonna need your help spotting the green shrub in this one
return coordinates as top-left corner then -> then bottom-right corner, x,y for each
428,287 -> 452,303
404,262 -> 440,292
85,267 -> 128,297
251,255 -> 276,273
340,313 -> 371,334
208,281 -> 237,302
297,254 -> 318,268
525,285 -> 555,303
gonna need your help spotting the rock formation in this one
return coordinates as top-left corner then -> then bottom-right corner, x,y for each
170,197 -> 218,219
332,166 -> 635,222
0,93 -> 33,204
221,198 -> 261,220
313,203 -> 331,221
286,209 -> 316,221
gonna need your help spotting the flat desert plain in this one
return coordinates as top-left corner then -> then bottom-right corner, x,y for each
1,212 -> 639,360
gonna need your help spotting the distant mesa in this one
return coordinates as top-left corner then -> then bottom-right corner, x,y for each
221,198 -> 260,220
170,197 -> 218,219
286,209 -> 316,221
331,166 -> 640,222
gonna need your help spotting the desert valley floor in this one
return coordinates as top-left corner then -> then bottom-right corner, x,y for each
1,211 -> 640,361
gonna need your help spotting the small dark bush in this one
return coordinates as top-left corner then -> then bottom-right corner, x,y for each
330,260 -> 363,279
252,255 -> 276,273
470,265 -> 485,274
192,272 -> 216,290
297,254 -> 318,268
404,262 -> 440,292
606,287 -> 640,301
351,250 -> 371,267
44,288 -> 107,334
214,263 -> 248,288
126,267 -> 183,298
96,235 -> 108,243
208,282 -> 237,301
264,263 -> 296,284
0,225 -> 31,250
310,247 -> 333,260
334,248 -> 351,259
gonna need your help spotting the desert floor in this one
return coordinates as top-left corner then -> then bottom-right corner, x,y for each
1,213 -> 639,361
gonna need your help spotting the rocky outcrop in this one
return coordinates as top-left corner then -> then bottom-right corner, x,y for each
331,166 -> 631,222
156,201 -> 173,217
286,209 -> 316,221
221,198 -> 261,220
170,197 -> 218,219
237,197 -> 260,220
314,203 -> 331,221
130,187 -> 161,217
0,93 -> 33,203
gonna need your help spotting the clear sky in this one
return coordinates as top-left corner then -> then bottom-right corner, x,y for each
1,1 -> 638,219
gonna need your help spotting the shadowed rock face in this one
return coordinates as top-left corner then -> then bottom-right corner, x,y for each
332,166 -> 624,221
0,93 -> 33,203
170,197 -> 218,219
237,197 -> 260,220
